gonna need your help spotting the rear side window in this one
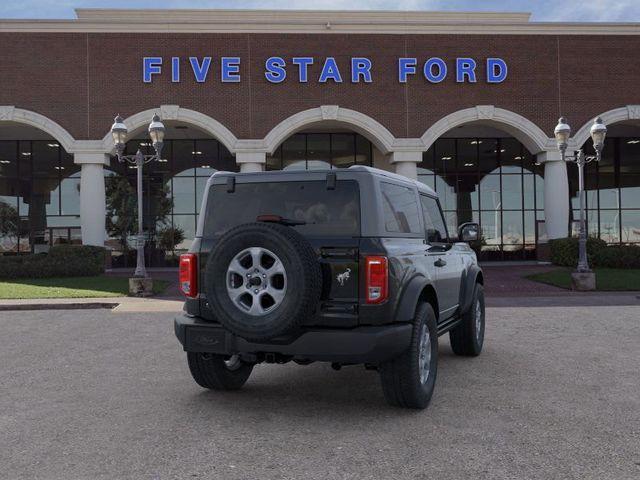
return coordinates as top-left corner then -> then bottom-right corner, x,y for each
204,180 -> 360,237
420,195 -> 448,243
381,182 -> 421,234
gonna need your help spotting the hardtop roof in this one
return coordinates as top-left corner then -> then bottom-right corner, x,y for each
209,166 -> 437,197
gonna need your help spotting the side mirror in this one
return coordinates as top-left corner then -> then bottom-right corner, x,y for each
458,222 -> 480,242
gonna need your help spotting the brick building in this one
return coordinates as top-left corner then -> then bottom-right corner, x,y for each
1,9 -> 639,265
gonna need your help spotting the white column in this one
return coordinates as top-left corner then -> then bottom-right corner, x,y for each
75,153 -> 109,246
539,151 -> 569,239
236,151 -> 266,173
390,151 -> 422,180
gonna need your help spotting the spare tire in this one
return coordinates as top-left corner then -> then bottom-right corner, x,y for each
204,222 -> 322,342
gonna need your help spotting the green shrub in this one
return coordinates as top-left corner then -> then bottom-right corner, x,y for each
0,245 -> 106,279
550,237 -> 640,269
549,237 -> 607,267
593,245 -> 640,269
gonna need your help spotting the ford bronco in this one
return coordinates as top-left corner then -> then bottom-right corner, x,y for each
174,166 -> 484,409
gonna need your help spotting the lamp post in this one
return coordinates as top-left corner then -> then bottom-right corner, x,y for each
553,116 -> 607,283
110,114 -> 165,280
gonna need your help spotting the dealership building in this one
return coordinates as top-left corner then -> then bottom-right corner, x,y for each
1,9 -> 640,266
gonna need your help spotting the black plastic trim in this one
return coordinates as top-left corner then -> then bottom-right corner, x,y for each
175,314 -> 411,364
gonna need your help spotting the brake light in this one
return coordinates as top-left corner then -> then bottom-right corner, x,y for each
365,256 -> 388,304
179,254 -> 198,298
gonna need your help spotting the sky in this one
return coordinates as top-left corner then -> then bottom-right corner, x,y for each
1,0 -> 640,22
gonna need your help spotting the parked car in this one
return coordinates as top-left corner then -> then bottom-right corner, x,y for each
174,166 -> 484,409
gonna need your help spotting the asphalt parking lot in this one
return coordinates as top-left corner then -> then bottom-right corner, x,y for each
1,305 -> 639,480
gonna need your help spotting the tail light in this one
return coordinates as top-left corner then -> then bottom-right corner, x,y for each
365,256 -> 388,304
179,254 -> 198,298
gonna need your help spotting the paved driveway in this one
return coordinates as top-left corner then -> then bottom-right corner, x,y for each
1,306 -> 639,480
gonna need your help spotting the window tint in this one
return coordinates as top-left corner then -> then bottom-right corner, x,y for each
204,180 -> 360,237
420,195 -> 448,243
381,182 -> 421,234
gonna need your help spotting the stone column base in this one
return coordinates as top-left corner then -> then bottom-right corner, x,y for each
571,272 -> 596,291
129,277 -> 154,297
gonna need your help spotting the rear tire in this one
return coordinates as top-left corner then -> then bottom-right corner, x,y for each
379,302 -> 438,409
449,283 -> 485,357
187,353 -> 254,390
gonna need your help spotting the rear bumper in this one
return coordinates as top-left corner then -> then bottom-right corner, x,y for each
174,314 -> 411,364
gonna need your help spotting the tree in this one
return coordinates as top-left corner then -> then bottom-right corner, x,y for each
0,201 -> 21,247
157,226 -> 185,252
105,175 -> 172,251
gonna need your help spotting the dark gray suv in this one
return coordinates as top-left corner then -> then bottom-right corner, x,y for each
174,166 -> 485,409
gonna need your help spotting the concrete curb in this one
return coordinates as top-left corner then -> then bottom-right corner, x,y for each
0,302 -> 119,312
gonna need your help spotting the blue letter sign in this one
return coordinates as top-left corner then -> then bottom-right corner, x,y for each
456,58 -> 477,83
143,57 -> 162,83
424,58 -> 447,83
292,57 -> 314,82
265,57 -> 287,83
319,57 -> 343,83
221,57 -> 241,82
142,55 -> 508,84
351,58 -> 372,83
398,58 -> 417,83
189,57 -> 211,83
487,58 -> 508,83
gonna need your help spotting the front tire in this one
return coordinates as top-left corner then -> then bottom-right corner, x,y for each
379,302 -> 438,409
449,283 -> 485,356
187,353 -> 254,390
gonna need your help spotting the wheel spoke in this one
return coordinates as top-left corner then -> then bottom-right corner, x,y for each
227,284 -> 244,299
266,259 -> 285,276
247,294 -> 265,315
249,247 -> 263,269
264,286 -> 285,304
228,259 -> 249,276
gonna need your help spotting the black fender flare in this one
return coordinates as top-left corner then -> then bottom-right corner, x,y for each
458,264 -> 483,315
394,275 -> 432,323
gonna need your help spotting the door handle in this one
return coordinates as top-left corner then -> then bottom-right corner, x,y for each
434,258 -> 447,267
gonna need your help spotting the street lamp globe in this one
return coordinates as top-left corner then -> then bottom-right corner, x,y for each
148,113 -> 165,156
590,116 -> 607,154
110,115 -> 128,154
554,117 -> 571,153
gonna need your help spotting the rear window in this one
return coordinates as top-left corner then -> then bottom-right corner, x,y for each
204,180 -> 360,237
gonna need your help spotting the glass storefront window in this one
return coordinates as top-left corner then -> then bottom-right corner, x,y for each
171,177 -> 195,214
500,138 -> 523,174
570,136 -> 640,244
419,136 -> 545,260
434,139 -> 455,174
621,210 -> 640,243
599,210 -> 620,243
60,175 -> 80,215
268,132 -> 372,171
501,175 -> 523,211
0,141 -> 18,177
502,211 -> 524,249
478,139 -> 499,174
0,140 -> 77,253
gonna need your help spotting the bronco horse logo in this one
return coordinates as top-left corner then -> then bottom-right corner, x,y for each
336,268 -> 351,286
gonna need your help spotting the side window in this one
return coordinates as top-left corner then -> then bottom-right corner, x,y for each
381,182 -> 422,234
420,195 -> 448,243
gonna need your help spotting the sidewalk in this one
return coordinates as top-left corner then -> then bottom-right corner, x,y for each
0,296 -> 184,313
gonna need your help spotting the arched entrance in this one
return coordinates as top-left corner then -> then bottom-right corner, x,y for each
419,122 -> 546,261
0,116 -> 80,255
263,106 -> 395,172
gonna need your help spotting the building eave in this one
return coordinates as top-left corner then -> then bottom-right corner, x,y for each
0,9 -> 639,35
